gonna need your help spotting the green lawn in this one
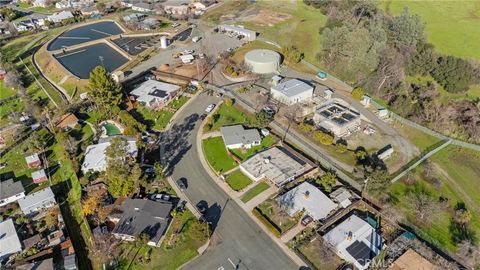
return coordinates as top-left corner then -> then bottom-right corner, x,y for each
1,81 -> 17,99
225,169 -> 252,191
387,145 -> 480,253
382,0 -> 480,60
202,136 -> 237,174
125,210 -> 207,270
391,119 -> 441,152
241,182 -> 270,203
204,103 -> 255,132
229,135 -> 276,161
136,106 -> 175,131
168,96 -> 189,110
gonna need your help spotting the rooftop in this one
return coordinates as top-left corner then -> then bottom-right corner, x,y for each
130,79 -> 180,104
0,179 -> 25,201
18,187 -> 56,213
277,182 -> 337,220
32,169 -> 47,180
0,219 -> 22,260
81,137 -> 137,172
25,153 -> 40,164
240,146 -> 313,186
112,199 -> 173,244
272,79 -> 313,97
220,125 -> 261,147
56,113 -> 78,129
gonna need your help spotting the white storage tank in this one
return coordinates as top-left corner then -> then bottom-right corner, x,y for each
244,49 -> 281,74
160,36 -> 168,49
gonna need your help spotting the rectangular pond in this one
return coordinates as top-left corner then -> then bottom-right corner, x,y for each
48,21 -> 124,51
54,43 -> 128,79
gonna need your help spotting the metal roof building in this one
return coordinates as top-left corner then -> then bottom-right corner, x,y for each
218,24 -> 256,41
244,49 -> 281,74
270,79 -> 314,105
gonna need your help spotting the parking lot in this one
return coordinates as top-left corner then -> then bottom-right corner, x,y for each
113,36 -> 161,55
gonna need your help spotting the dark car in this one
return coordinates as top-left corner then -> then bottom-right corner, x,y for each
262,106 -> 276,117
176,177 -> 187,191
150,193 -> 171,202
301,215 -> 314,226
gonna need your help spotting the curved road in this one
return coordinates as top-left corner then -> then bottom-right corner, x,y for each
160,93 -> 298,270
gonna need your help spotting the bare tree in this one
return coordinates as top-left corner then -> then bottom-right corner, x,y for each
407,191 -> 436,221
456,240 -> 480,269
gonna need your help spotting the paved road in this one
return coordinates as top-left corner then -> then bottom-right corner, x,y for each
160,93 -> 299,270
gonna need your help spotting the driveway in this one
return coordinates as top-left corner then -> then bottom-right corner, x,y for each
160,93 -> 299,270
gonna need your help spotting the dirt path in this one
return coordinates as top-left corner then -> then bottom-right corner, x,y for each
433,163 -> 479,212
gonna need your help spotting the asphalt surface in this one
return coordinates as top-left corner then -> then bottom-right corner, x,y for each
161,93 -> 298,270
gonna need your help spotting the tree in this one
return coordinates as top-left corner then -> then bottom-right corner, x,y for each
281,46 -> 304,63
313,130 -> 334,145
82,192 -> 102,216
454,209 -> 472,226
4,70 -> 23,89
44,207 -> 59,229
430,55 -> 476,93
252,110 -> 273,128
118,110 -> 145,134
87,66 -> 123,118
389,8 -> 425,48
351,87 -> 364,100
316,172 -> 337,192
365,167 -> 390,193
105,137 -> 142,197
299,122 -> 314,133
224,98 -> 234,106
407,190 -> 436,220
335,143 -> 348,153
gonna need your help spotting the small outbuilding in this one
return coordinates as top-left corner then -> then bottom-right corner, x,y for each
32,169 -> 48,184
56,113 -> 78,130
25,153 -> 41,168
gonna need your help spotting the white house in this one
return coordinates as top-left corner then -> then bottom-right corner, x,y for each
277,182 -> 337,220
81,137 -> 138,173
220,125 -> 261,149
270,79 -> 314,105
0,219 -> 22,261
47,11 -> 74,24
163,0 -> 190,15
130,79 -> 180,109
32,0 -> 48,7
132,2 -> 153,13
18,187 -> 57,215
0,179 -> 25,207
323,214 -> 385,270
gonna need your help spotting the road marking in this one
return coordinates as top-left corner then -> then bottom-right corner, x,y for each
227,258 -> 235,268
91,28 -> 112,36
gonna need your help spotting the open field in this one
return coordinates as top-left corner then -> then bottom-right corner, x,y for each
391,119 -> 441,152
387,145 -> 480,253
1,81 -> 17,99
225,169 -> 252,191
382,1 -> 480,60
202,136 -> 237,174
135,106 -> 175,131
241,181 -> 270,203
229,135 -> 276,161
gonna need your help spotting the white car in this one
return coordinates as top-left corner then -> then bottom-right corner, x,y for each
183,49 -> 194,54
205,104 -> 216,113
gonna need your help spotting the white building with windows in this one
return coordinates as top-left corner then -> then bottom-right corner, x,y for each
270,79 -> 314,105
220,125 -> 261,149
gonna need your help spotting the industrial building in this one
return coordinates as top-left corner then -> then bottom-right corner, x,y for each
270,79 -> 314,105
313,99 -> 361,137
323,214 -> 385,270
239,146 -> 313,187
218,24 -> 257,41
244,49 -> 281,74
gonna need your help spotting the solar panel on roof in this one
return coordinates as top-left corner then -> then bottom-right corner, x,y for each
346,240 -> 376,266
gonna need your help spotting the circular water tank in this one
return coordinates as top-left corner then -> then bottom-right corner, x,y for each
160,36 -> 168,49
244,49 -> 281,74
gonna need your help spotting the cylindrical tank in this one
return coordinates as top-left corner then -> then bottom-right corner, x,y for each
160,36 -> 168,49
244,49 -> 281,74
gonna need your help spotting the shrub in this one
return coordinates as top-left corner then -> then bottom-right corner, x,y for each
313,130 -> 334,145
351,87 -> 364,100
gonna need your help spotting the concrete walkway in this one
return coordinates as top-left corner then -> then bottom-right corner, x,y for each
195,109 -> 307,267
281,221 -> 312,243
201,130 -> 221,139
243,185 -> 278,211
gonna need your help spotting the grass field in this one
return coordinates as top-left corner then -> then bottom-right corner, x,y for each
391,119 -> 441,152
229,135 -> 276,161
204,103 -> 254,132
297,237 -> 342,270
388,145 -> 480,253
1,81 -> 17,99
225,169 -> 252,191
382,1 -> 480,60
168,96 -> 189,110
136,106 -> 175,131
202,136 -> 237,174
405,75 -> 480,102
241,182 -> 270,203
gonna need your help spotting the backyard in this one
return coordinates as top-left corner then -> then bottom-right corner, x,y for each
225,169 -> 252,191
241,181 -> 270,203
135,106 -> 175,131
257,198 -> 301,234
296,236 -> 342,270
202,136 -> 237,174
229,135 -> 276,161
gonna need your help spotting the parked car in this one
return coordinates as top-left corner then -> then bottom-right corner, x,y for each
205,103 -> 216,113
198,53 -> 205,59
226,47 -> 234,53
176,200 -> 187,212
172,22 -> 180,28
301,215 -> 314,226
183,49 -> 194,54
176,177 -> 187,191
150,193 -> 171,202
262,106 -> 275,117
192,36 -> 201,43
215,92 -> 223,98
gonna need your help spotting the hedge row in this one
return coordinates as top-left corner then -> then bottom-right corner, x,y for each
252,207 -> 282,237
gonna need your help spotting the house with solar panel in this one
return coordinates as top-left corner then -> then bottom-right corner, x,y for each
323,213 -> 385,270
130,79 -> 181,109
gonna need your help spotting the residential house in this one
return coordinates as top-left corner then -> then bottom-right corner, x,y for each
0,219 -> 22,261
277,182 -> 337,220
32,169 -> 48,184
81,137 -> 138,173
110,198 -> 173,247
163,0 -> 190,15
131,2 -> 153,13
122,13 -> 147,23
56,113 -> 79,130
323,214 -> 385,270
13,20 -> 36,32
18,187 -> 56,215
25,153 -> 41,168
0,178 -> 25,207
240,146 -> 314,186
220,125 -> 261,149
80,5 -> 99,16
32,0 -> 48,7
130,79 -> 181,109
47,11 -> 74,24
22,234 -> 43,250
388,249 -> 435,270
270,79 -> 314,105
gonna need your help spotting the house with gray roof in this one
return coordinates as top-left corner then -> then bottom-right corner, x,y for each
0,179 -> 25,207
0,219 -> 22,261
111,199 -> 173,247
18,187 -> 56,215
220,125 -> 261,149
130,79 -> 181,109
270,79 -> 314,105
